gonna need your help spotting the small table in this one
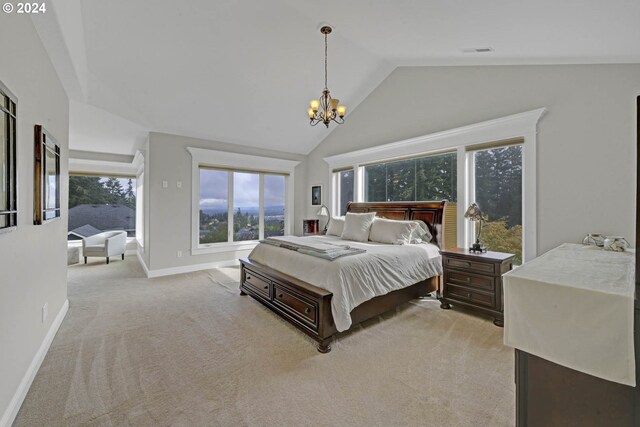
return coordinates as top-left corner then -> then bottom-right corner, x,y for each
439,248 -> 515,326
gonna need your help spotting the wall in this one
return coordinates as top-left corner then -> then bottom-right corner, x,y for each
303,64 -> 640,255
0,14 -> 69,425
143,132 -> 305,275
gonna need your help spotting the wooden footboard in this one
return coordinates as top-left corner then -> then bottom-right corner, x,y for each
239,257 -> 438,353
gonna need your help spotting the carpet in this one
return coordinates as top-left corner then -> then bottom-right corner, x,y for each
14,257 -> 514,426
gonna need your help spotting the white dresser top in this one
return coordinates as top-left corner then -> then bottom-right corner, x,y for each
504,243 -> 636,386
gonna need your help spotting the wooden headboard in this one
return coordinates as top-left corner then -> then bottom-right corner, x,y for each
346,201 -> 448,248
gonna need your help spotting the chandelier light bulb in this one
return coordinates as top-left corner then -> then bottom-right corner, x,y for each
337,105 -> 346,118
310,99 -> 320,111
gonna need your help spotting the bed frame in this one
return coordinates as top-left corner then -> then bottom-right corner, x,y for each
239,201 -> 447,353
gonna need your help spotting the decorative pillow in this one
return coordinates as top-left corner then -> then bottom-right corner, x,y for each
410,220 -> 433,243
341,212 -> 377,242
369,218 -> 417,245
326,216 -> 345,236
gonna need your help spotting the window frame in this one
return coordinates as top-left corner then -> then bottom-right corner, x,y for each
324,109 -> 545,263
0,80 -> 17,233
187,147 -> 299,255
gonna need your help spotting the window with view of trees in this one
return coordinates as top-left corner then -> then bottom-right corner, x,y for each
473,144 -> 523,264
199,168 -> 285,245
68,175 -> 136,240
335,169 -> 354,215
0,81 -> 17,231
364,152 -> 457,202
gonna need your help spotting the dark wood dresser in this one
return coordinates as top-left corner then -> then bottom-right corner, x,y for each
439,248 -> 514,326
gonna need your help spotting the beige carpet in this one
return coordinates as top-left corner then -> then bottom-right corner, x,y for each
14,257 -> 514,426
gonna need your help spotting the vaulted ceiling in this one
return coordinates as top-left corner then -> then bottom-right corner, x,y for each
32,0 -> 640,156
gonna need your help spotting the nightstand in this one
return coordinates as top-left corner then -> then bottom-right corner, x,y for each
440,248 -> 515,326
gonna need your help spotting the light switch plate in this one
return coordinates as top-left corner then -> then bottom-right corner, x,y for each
177,181 -> 182,188
162,180 -> 168,188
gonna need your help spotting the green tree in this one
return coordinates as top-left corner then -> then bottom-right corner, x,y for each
104,177 -> 125,204
68,176 -> 111,207
124,178 -> 136,209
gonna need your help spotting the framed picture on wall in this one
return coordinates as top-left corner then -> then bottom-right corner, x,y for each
311,185 -> 322,206
34,125 -> 61,225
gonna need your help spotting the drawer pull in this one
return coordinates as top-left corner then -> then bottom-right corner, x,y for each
466,277 -> 470,282
467,293 -> 472,298
304,308 -> 311,314
263,285 -> 268,290
278,293 -> 283,298
246,275 -> 251,280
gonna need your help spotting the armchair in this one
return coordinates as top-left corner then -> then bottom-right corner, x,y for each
82,231 -> 127,264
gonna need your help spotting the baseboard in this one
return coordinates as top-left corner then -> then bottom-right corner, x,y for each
136,250 -> 151,277
0,299 -> 69,427
146,259 -> 240,278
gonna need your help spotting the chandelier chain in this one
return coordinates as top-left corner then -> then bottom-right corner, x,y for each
324,32 -> 328,89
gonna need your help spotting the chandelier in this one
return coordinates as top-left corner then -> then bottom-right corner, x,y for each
308,26 -> 346,128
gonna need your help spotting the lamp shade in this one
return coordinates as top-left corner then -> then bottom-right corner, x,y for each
316,204 -> 330,217
464,203 -> 484,221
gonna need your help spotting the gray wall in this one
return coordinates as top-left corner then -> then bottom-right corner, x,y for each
0,15 -> 69,421
144,132 -> 306,273
302,64 -> 640,255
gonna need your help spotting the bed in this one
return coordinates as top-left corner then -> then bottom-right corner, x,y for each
239,201 -> 447,353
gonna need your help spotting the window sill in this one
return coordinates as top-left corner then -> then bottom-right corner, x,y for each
0,226 -> 17,235
192,241 -> 258,255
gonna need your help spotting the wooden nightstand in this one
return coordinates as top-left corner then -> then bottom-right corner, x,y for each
440,248 -> 515,326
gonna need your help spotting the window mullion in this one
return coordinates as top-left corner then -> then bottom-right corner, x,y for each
228,171 -> 234,242
259,174 -> 265,240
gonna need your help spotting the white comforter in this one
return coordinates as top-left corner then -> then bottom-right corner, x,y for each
248,235 -> 442,332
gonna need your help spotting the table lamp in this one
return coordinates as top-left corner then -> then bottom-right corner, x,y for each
464,202 -> 487,253
316,204 -> 331,233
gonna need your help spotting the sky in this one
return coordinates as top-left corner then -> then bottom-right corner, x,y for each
199,170 -> 284,209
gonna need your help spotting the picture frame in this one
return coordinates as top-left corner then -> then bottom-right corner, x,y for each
34,125 -> 61,225
311,185 -> 322,206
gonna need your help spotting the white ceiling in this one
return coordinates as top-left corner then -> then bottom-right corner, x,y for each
33,0 -> 640,156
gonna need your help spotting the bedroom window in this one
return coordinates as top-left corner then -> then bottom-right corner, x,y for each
469,143 -> 523,264
363,151 -> 457,202
334,168 -> 354,215
188,147 -> 298,255
0,81 -> 17,231
199,168 -> 286,245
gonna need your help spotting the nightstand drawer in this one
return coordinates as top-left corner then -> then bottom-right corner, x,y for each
444,257 -> 496,275
445,284 -> 495,308
445,271 -> 495,292
243,269 -> 271,299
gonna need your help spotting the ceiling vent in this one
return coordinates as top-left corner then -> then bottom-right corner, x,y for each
461,47 -> 495,53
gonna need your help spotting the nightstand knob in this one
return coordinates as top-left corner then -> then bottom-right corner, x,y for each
278,294 -> 283,298
305,308 -> 311,314
246,275 -> 251,280
263,285 -> 268,290
467,293 -> 472,298
466,277 -> 470,282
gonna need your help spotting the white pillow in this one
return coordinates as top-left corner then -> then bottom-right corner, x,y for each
326,216 -> 345,236
410,220 -> 433,243
341,212 -> 376,242
369,218 -> 417,245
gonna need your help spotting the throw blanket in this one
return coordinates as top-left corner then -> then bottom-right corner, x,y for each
260,236 -> 366,260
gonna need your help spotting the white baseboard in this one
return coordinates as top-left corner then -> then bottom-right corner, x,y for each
136,250 -> 150,277
146,259 -> 240,278
0,299 -> 69,427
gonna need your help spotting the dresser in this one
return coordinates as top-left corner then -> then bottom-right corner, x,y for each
439,248 -> 514,326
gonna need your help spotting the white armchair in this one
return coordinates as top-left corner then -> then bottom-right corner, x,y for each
82,231 -> 127,264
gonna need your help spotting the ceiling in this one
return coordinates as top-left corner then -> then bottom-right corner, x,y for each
33,0 -> 640,156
